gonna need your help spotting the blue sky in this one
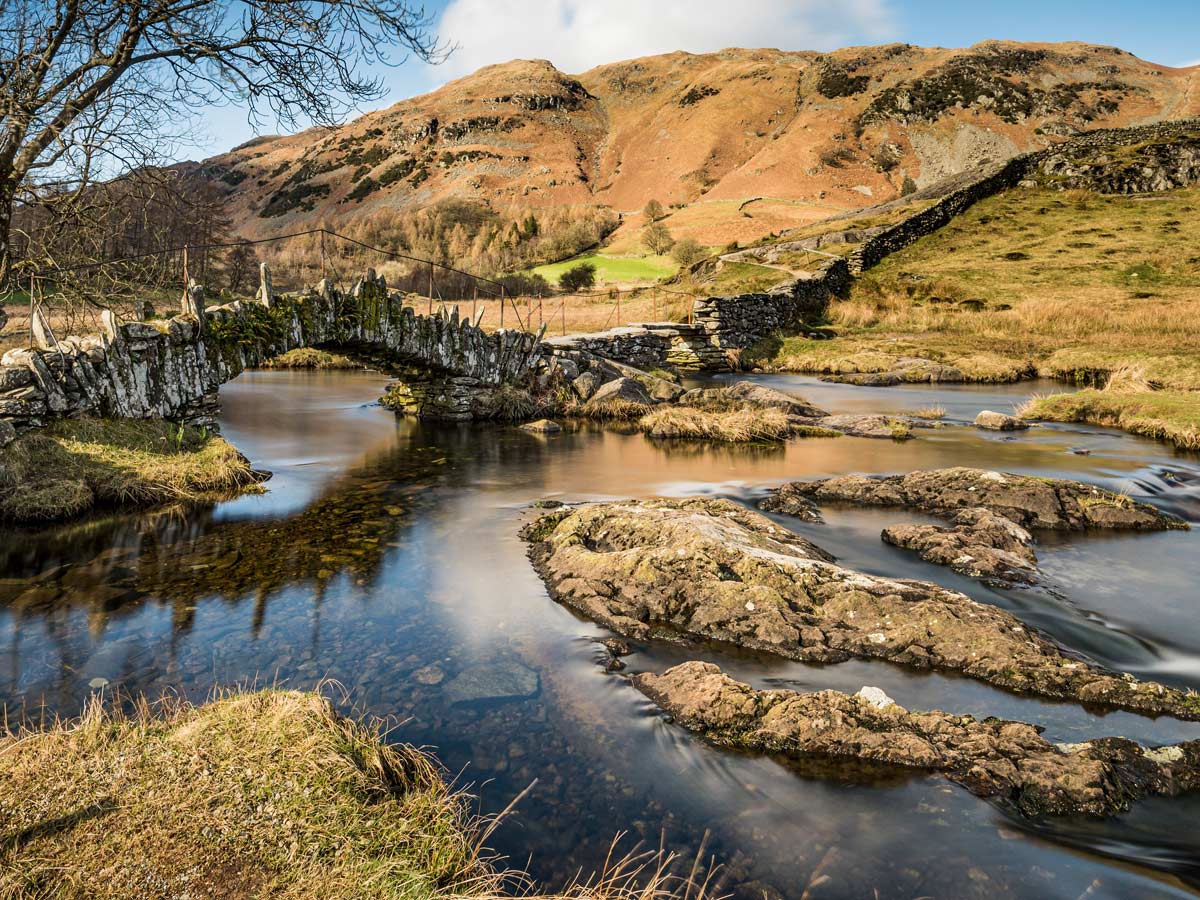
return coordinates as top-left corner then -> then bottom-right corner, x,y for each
195,0 -> 1199,156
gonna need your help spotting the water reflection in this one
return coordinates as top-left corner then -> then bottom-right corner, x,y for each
2,370 -> 1200,899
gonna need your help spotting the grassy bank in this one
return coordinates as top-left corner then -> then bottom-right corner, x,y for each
747,185 -> 1200,387
1,689 -> 715,900
0,418 -> 263,523
1021,388 -> 1200,450
0,690 -> 489,899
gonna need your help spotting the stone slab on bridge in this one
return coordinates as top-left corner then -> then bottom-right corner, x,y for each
0,270 -> 543,440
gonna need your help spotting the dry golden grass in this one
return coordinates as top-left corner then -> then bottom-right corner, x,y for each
907,405 -> 946,420
263,348 -> 365,369
0,688 -> 487,900
401,291 -> 697,336
0,689 -> 721,900
603,199 -> 843,256
638,406 -> 839,442
0,418 -> 262,523
750,186 -> 1200,389
1020,365 -> 1200,450
640,406 -> 790,442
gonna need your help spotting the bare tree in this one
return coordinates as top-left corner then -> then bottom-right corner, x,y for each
641,221 -> 674,255
0,0 -> 446,295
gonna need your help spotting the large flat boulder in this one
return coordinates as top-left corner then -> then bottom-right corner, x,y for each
588,376 -> 654,407
725,381 -> 828,417
975,410 -> 1030,431
882,507 -> 1038,584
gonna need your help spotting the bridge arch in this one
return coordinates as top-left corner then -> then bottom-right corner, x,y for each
0,269 -> 544,439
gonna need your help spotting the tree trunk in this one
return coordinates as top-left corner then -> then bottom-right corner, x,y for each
0,188 -> 12,332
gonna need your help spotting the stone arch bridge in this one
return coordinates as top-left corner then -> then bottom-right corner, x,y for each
0,270 -> 545,439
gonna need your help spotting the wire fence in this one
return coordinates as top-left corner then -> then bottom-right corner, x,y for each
3,227 -> 703,349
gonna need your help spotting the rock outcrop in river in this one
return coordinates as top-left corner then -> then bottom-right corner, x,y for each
522,498 -> 1200,720
762,468 -> 1187,583
766,468 -> 1186,531
634,662 -> 1200,818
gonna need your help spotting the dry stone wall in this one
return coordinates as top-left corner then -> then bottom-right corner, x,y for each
692,257 -> 851,351
541,258 -> 850,372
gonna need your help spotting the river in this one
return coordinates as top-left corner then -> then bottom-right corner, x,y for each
2,368 -> 1199,899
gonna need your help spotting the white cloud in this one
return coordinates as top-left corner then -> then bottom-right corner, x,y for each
432,0 -> 897,82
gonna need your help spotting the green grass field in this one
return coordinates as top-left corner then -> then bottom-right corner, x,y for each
528,252 -> 678,286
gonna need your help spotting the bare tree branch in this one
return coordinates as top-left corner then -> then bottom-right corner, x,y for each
0,0 -> 447,294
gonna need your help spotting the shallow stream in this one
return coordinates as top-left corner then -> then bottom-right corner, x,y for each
3,369 -> 1199,899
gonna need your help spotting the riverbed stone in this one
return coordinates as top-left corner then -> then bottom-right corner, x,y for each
882,507 -> 1039,584
443,661 -> 540,705
758,484 -> 823,522
634,662 -> 1200,817
974,410 -> 1030,431
571,370 -> 604,401
724,382 -> 829,417
521,419 -> 562,433
811,414 -> 914,439
521,498 -> 1200,720
412,665 -> 445,685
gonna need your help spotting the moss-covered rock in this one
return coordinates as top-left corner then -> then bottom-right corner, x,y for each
523,498 -> 1200,719
634,662 -> 1200,818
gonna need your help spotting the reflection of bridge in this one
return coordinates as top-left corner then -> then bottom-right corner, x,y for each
0,269 -> 545,434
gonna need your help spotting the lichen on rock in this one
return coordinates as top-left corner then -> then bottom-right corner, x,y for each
522,497 -> 1200,720
762,467 -> 1186,585
766,467 -> 1186,532
633,661 -> 1200,817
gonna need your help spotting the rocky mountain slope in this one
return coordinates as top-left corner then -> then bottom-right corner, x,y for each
198,41 -> 1200,245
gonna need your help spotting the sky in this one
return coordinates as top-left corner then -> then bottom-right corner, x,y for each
195,0 -> 1200,156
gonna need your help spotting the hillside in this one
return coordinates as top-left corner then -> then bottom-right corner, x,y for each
197,41 -> 1200,258
748,180 -> 1200,380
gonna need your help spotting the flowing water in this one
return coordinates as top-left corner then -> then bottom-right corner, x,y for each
3,369 -> 1200,899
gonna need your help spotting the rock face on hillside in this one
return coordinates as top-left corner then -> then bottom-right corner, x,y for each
1039,131 -> 1200,193
634,662 -> 1200,818
194,42 -> 1200,241
521,498 -> 1200,719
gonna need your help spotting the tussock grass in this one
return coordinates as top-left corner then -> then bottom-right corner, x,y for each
907,405 -> 946,419
0,688 -> 488,900
263,348 -> 365,369
476,383 -> 537,421
577,397 -> 652,421
638,406 -> 838,443
0,418 -> 262,524
0,689 -> 721,900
